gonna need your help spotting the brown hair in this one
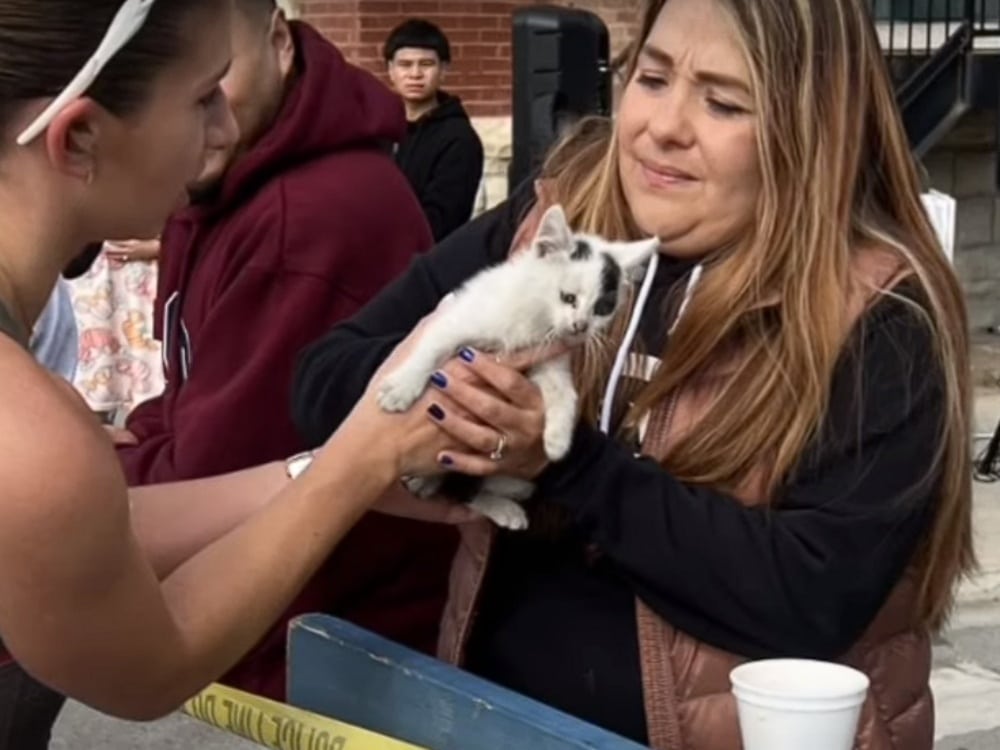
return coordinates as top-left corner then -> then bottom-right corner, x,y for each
0,0 -> 223,139
542,0 -> 973,629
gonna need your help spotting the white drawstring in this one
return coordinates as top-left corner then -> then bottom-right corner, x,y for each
599,258 -> 704,434
600,252 -> 658,433
668,263 -> 703,336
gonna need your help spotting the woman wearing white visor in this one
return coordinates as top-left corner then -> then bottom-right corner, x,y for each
0,2 -> 474,746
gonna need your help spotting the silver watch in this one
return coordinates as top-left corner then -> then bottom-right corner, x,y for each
285,450 -> 317,479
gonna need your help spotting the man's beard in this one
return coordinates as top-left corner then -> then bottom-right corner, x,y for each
186,149 -> 233,205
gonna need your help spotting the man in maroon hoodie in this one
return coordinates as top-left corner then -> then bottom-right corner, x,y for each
114,0 -> 457,700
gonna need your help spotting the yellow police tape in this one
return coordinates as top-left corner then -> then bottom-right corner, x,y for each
183,682 -> 428,750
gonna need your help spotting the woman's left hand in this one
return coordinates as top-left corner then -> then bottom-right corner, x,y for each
424,346 -> 565,480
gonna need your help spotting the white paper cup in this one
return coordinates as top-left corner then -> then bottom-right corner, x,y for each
730,659 -> 869,750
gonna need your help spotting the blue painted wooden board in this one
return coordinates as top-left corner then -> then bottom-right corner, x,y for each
287,614 -> 650,750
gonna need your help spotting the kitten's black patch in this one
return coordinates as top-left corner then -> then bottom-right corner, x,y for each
436,473 -> 539,509
437,472 -> 486,504
571,239 -> 593,261
593,254 -> 621,317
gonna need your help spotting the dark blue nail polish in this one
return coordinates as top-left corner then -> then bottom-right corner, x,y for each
430,371 -> 448,388
427,404 -> 445,421
459,347 -> 476,363
440,455 -> 454,466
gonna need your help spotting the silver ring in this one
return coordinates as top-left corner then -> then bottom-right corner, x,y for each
489,432 -> 507,462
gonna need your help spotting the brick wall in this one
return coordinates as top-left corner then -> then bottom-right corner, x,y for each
570,0 -> 644,63
294,0 -> 642,116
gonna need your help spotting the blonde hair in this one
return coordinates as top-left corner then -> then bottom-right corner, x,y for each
541,0 -> 973,629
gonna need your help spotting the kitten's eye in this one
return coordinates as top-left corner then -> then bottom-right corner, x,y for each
560,292 -> 577,307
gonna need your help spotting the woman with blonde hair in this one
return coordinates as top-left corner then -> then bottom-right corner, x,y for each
294,0 -> 974,747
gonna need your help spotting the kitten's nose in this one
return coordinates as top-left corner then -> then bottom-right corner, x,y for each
572,321 -> 589,334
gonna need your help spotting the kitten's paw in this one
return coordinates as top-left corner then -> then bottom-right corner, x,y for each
377,372 -> 426,413
543,423 -> 573,461
402,474 -> 443,499
469,495 -> 529,531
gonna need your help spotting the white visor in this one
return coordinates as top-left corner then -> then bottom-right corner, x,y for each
16,0 -> 157,146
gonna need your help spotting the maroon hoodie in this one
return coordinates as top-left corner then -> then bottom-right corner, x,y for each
117,23 -> 457,698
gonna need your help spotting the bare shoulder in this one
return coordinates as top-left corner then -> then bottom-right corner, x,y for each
0,336 -> 128,577
0,339 -> 156,691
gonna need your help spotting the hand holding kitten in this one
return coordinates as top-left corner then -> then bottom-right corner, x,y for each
423,344 -> 568,480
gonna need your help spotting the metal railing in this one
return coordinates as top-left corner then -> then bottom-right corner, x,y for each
973,0 -> 1000,34
870,0 -> 999,83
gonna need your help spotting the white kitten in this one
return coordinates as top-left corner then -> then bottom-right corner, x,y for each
377,204 -> 659,529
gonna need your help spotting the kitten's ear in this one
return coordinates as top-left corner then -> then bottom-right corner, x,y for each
607,237 -> 661,280
532,204 -> 573,257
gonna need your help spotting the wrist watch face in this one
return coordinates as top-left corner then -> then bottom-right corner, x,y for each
286,452 -> 314,479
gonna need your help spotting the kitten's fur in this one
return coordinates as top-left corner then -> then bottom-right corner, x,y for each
377,204 -> 659,529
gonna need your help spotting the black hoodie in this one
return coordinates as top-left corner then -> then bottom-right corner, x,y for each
395,93 -> 485,241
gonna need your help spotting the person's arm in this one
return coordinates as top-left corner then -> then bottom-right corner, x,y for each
0,354 -> 385,719
129,463 -> 285,578
0,333 -> 462,720
418,133 -> 486,241
116,267 -> 350,484
131,458 -> 477,581
535,299 -> 942,659
291,190 -> 524,446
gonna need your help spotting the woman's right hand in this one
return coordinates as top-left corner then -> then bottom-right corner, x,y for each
313,311 -> 468,483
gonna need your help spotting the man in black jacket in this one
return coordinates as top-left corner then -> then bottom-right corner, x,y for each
385,19 -> 485,242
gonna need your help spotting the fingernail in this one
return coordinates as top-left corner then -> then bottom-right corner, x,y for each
430,371 -> 448,388
427,404 -> 445,421
439,455 -> 454,466
459,347 -> 476,363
